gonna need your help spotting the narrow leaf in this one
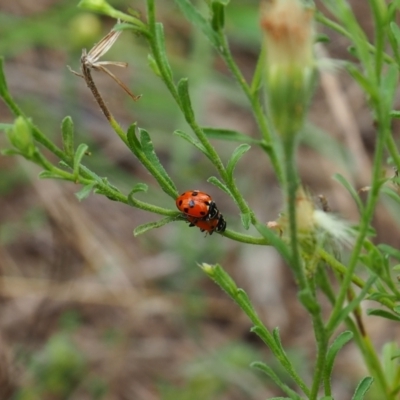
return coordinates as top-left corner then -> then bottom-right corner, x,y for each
133,216 -> 175,236
333,173 -> 364,212
174,0 -> 220,49
367,308 -> 400,321
147,54 -> 161,77
127,123 -> 141,154
381,186 -> 400,205
325,331 -> 353,393
154,23 -> 173,80
61,116 -> 75,160
380,65 -> 399,110
139,129 -> 177,192
391,349 -> 400,360
351,376 -> 373,400
329,276 -> 377,334
174,130 -> 209,156
73,143 -> 88,179
378,243 -> 400,260
38,171 -> 70,180
177,78 -> 194,121
0,57 -> 8,96
1,149 -> 22,156
346,64 -> 378,101
207,176 -> 232,196
130,182 -> 148,194
75,182 -> 97,201
254,222 -> 292,265
202,127 -> 261,144
393,305 -> 400,315
226,144 -> 250,179
390,22 -> 400,46
251,362 -> 302,400
240,212 -> 251,230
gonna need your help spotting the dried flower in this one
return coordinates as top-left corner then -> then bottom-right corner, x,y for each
68,22 -> 141,103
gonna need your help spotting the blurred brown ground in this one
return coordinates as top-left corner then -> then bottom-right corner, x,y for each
1,1 -> 400,399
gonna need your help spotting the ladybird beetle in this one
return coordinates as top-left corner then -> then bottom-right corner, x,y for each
186,213 -> 226,235
175,190 -> 219,220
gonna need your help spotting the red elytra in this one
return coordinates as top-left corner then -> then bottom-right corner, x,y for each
175,190 -> 219,220
186,213 -> 226,236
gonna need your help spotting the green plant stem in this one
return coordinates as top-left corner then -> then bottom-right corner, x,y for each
222,229 -> 269,245
146,0 -> 253,216
0,89 -> 133,205
217,32 -> 284,184
146,0 -> 181,105
326,111 -> 390,337
309,317 -> 328,400
368,0 -> 386,81
283,140 -> 307,291
386,134 -> 400,172
363,334 -> 394,399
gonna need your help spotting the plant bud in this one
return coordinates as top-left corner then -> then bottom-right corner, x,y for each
7,117 -> 35,158
260,0 -> 315,139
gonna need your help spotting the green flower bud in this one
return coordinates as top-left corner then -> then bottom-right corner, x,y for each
260,0 -> 315,140
7,116 -> 36,158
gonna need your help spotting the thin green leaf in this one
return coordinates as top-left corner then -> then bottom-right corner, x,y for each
127,123 -> 141,154
1,148 -> 22,156
38,171 -> 70,180
346,64 -> 378,101
139,128 -> 177,192
0,57 -> 8,97
61,116 -> 75,160
390,22 -> 400,46
75,182 -> 97,201
240,212 -> 251,230
351,376 -> 373,400
367,292 -> 397,302
226,144 -> 250,179
133,216 -> 175,236
328,276 -> 377,334
394,305 -> 400,315
333,173 -> 364,212
130,182 -> 148,194
177,78 -> 194,121
202,127 -> 261,144
174,0 -> 220,49
207,176 -> 233,196
147,53 -> 161,77
381,185 -> 400,205
251,362 -> 302,400
128,185 -> 177,216
254,222 -> 292,265
391,349 -> 400,360
380,65 -> 399,110
324,331 -> 354,395
174,130 -> 209,156
272,328 -> 285,353
73,143 -> 89,180
378,243 -> 400,260
154,23 -> 173,80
